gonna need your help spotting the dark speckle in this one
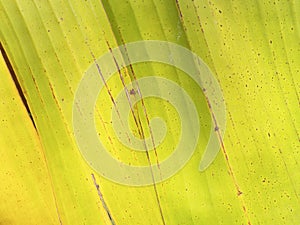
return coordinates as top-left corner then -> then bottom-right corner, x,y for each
130,89 -> 135,95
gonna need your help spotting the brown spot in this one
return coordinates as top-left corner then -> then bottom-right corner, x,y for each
130,89 -> 136,95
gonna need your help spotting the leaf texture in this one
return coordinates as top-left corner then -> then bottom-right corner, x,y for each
0,0 -> 299,224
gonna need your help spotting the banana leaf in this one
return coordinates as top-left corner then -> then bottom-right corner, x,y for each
0,0 -> 299,224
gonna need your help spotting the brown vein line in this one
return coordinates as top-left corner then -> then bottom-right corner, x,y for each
29,0 -> 84,142
149,1 -> 200,220
50,2 -> 138,223
95,96 -> 119,158
98,2 -> 166,224
44,0 -> 98,122
175,1 -> 252,224
25,12 -> 126,222
15,0 -> 82,156
7,0 -> 110,224
136,85 -> 160,166
206,98 -> 252,225
84,40 -> 132,157
26,74 -> 65,225
108,40 -> 167,221
91,173 -> 116,225
175,0 -> 218,73
32,104 -> 64,225
33,0 -> 82,126
126,0 -> 175,170
1,8 -> 64,225
106,40 -> 143,144
62,2 -> 123,174
55,0 -> 135,168
45,0 -> 120,154
97,0 -> 157,158
86,45 -> 134,143
30,100 -> 64,225
107,37 -> 166,156
2,18 -> 64,225
99,0 -> 162,168
0,42 -> 36,129
205,97 -> 242,197
174,0 -> 190,35
86,5 -> 139,148
115,36 -> 166,225
1,41 -> 64,225
118,34 -> 161,167
114,50 -> 166,225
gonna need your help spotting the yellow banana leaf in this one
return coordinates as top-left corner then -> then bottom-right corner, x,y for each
0,0 -> 299,224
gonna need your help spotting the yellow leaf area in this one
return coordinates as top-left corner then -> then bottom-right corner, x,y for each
0,49 -> 59,224
0,0 -> 299,225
